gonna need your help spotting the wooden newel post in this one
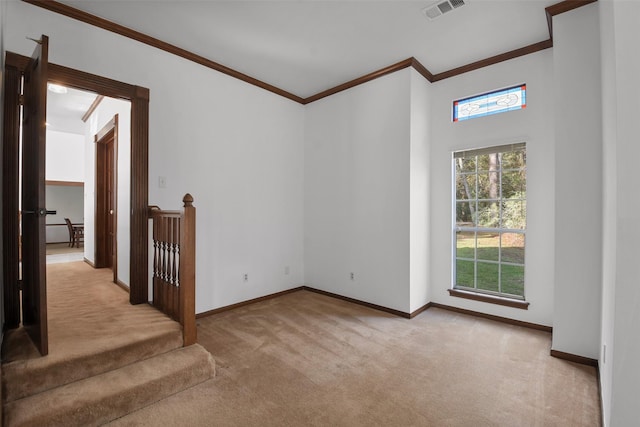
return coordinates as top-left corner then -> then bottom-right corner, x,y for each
180,193 -> 196,346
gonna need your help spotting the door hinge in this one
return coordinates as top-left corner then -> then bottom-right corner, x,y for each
17,280 -> 23,291
18,94 -> 24,106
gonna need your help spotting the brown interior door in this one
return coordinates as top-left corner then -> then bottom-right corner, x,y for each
21,35 -> 50,356
95,126 -> 116,271
106,134 -> 115,269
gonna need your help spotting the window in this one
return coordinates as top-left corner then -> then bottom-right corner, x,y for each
453,84 -> 526,122
453,143 -> 526,300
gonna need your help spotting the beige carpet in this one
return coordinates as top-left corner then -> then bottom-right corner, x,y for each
110,290 -> 600,426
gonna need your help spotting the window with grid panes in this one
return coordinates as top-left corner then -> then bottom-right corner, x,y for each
453,143 -> 526,299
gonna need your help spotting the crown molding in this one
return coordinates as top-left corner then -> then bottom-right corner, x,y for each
22,0 -> 597,105
22,0 -> 305,104
429,39 -> 554,83
302,58 -> 414,104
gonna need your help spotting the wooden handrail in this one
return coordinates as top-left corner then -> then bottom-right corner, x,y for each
148,194 -> 196,346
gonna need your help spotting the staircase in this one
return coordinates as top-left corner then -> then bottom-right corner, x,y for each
2,326 -> 215,426
2,194 -> 209,426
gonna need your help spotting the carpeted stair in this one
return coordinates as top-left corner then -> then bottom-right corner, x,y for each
2,335 -> 216,427
2,327 -> 185,402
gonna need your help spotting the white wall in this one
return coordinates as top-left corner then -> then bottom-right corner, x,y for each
551,3 -> 602,359
599,1 -> 617,423
45,130 -> 84,182
609,0 -> 640,421
599,1 -> 640,425
45,184 -> 84,243
304,69 -> 411,313
429,50 -> 556,327
5,0 -> 305,313
84,98 -> 131,286
409,69 -> 431,313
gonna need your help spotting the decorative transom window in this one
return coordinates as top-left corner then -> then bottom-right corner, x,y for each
453,84 -> 526,122
453,143 -> 526,299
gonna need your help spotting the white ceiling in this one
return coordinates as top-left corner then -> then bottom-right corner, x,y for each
46,85 -> 97,135
56,0 -> 557,98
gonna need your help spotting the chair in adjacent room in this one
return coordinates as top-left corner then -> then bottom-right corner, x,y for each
65,218 -> 84,248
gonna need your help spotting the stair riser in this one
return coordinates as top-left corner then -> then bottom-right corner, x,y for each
4,345 -> 215,427
2,331 -> 183,402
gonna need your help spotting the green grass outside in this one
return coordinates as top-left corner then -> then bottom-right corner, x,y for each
455,233 -> 524,297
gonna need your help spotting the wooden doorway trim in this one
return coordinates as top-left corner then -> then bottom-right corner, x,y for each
3,52 -> 150,305
94,115 -> 118,282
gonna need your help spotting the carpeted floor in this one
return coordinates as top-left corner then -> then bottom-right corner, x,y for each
110,290 -> 601,426
45,242 -> 83,255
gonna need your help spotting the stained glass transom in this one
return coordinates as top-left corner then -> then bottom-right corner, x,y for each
453,84 -> 526,122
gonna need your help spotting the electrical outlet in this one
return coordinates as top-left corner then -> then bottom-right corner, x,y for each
284,266 -> 290,275
244,273 -> 248,282
350,272 -> 355,281
158,176 -> 167,188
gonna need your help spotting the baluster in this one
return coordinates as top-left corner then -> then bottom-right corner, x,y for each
169,216 -> 175,315
172,217 -> 179,287
162,216 -> 169,313
153,214 -> 160,308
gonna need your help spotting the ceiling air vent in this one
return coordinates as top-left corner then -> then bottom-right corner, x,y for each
422,0 -> 466,20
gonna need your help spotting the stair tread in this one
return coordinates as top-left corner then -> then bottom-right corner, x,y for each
2,327 -> 184,403
4,344 -> 215,427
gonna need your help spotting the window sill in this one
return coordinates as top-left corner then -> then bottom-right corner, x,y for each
448,288 -> 529,310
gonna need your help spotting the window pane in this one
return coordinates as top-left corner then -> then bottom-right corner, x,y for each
456,260 -> 475,287
456,201 -> 475,225
477,262 -> 499,292
476,201 -> 499,228
501,150 -> 526,170
501,264 -> 525,296
477,154 -> 490,172
456,173 -> 476,200
456,231 -> 475,259
477,171 -> 499,200
501,233 -> 525,264
476,232 -> 499,262
457,157 -> 476,173
502,200 -> 526,229
501,171 -> 526,198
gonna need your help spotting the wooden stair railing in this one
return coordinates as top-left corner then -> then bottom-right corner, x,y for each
148,194 -> 196,346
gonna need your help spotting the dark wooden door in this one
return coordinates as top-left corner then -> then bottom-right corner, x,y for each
21,35 -> 49,356
95,121 -> 117,274
106,136 -> 115,269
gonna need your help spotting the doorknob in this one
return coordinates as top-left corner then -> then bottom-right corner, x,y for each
109,210 -> 114,214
